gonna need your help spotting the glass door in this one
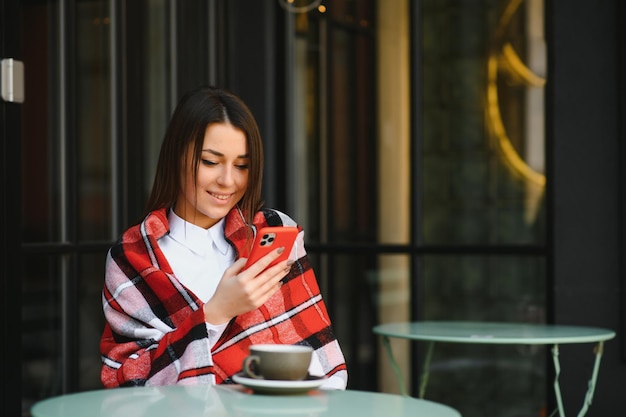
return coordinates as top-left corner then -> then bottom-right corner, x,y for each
14,1 -> 221,413
18,1 -> 114,411
14,0 -> 176,414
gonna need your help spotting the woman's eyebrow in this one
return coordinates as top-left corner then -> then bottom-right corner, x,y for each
202,148 -> 249,158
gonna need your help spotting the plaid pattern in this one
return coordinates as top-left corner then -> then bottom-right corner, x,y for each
100,207 -> 347,387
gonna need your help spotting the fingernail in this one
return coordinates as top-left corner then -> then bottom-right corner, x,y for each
277,247 -> 285,254
287,260 -> 295,267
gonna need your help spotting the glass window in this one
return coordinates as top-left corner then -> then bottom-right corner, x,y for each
21,0 -> 60,244
417,0 -> 548,415
420,0 -> 546,246
76,0 -> 112,241
19,0 -> 171,411
21,255 -> 64,409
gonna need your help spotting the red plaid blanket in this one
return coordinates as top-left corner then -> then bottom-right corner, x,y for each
100,207 -> 347,387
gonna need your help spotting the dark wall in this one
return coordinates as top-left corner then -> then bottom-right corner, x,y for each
549,0 -> 624,415
1,0 -> 22,415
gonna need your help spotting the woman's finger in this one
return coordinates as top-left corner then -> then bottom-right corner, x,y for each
239,246 -> 286,277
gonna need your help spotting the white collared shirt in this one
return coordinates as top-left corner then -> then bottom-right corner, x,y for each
159,209 -> 232,344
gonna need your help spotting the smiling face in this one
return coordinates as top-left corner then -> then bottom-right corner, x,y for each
174,122 -> 249,229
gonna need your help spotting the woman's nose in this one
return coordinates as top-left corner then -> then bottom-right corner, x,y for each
217,167 -> 234,186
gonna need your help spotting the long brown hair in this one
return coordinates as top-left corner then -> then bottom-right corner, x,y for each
144,86 -> 264,226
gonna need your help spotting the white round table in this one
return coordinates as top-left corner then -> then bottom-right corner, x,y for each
373,321 -> 616,417
31,383 -> 462,417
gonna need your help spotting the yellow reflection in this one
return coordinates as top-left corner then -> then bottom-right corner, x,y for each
487,54 -> 545,187
486,0 -> 546,188
501,43 -> 546,88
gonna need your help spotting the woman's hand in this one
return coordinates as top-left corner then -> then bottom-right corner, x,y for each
203,247 -> 293,325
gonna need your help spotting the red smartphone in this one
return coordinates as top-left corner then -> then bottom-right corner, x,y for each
243,226 -> 299,271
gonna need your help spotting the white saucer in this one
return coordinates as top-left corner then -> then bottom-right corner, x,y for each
232,372 -> 327,395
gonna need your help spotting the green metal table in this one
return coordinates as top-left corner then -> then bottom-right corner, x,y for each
373,321 -> 615,417
31,383 -> 461,417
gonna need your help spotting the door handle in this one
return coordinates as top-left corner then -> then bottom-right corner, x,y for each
1,58 -> 25,103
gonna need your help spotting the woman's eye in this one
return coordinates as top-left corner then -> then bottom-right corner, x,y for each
201,159 -> 217,166
235,164 -> 249,170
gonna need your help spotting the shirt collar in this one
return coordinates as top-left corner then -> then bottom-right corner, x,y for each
167,209 -> 229,256
209,218 -> 229,256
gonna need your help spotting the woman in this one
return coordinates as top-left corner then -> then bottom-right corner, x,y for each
100,86 -> 347,389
